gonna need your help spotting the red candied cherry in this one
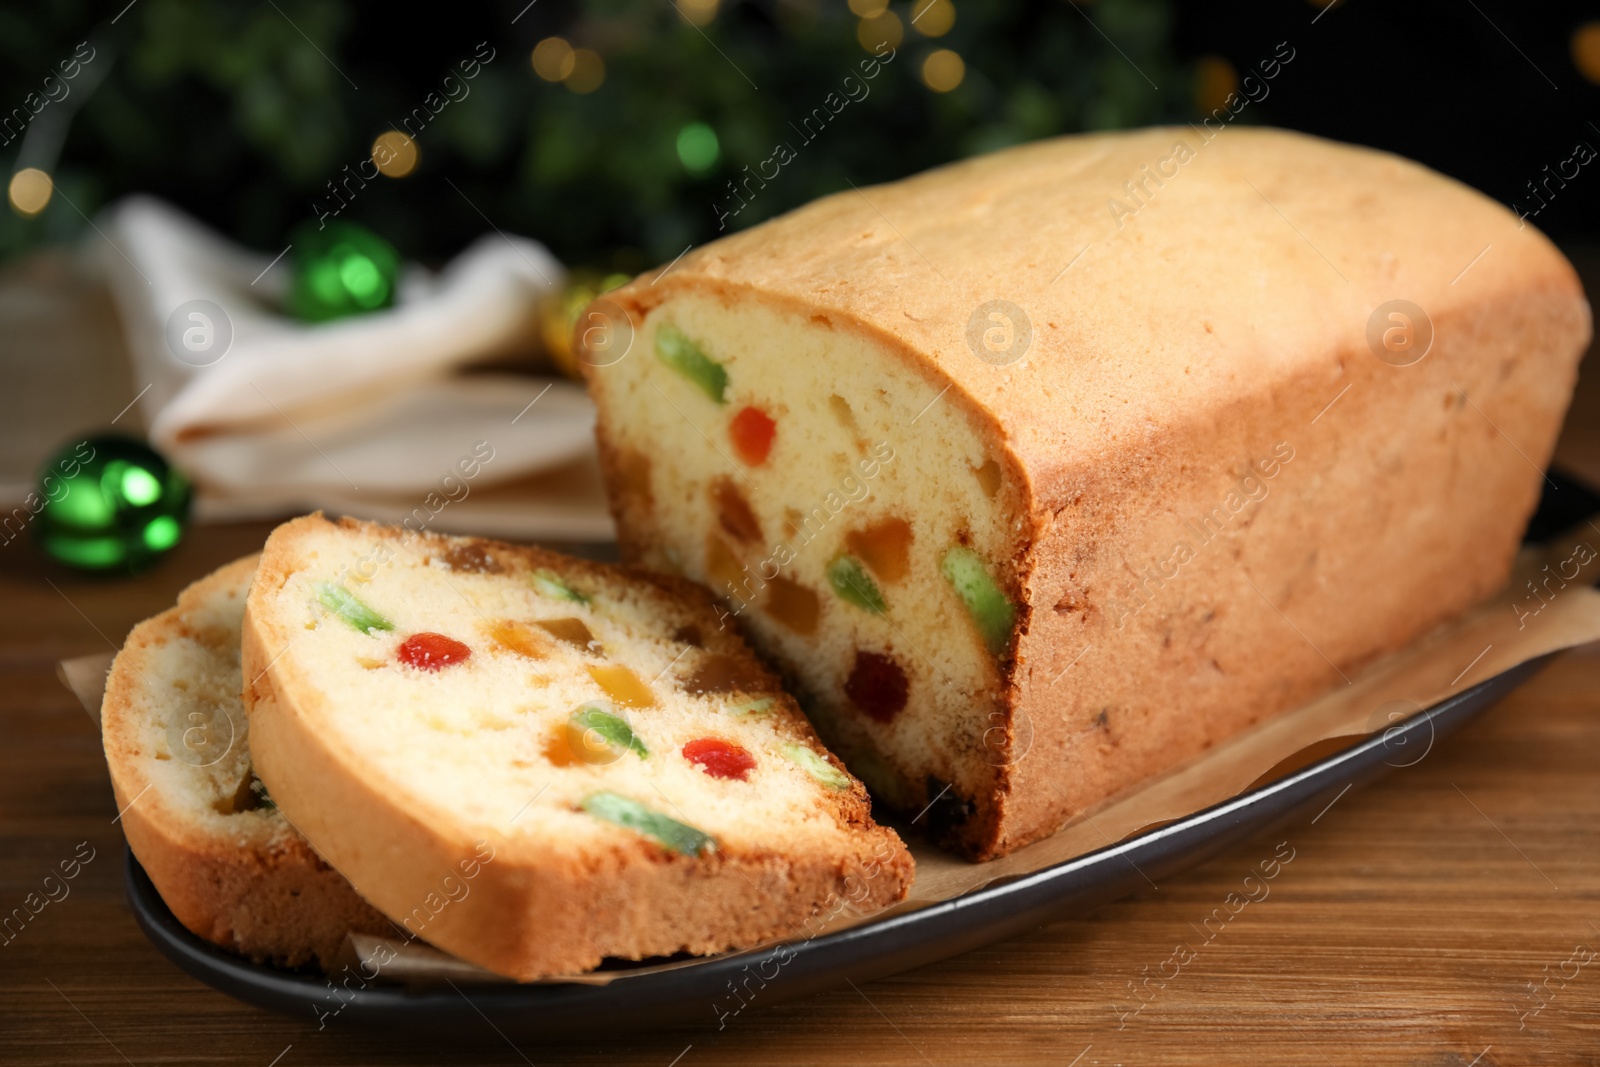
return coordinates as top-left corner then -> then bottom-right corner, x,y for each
844,650 -> 908,724
729,406 -> 776,466
682,738 -> 757,781
397,632 -> 472,671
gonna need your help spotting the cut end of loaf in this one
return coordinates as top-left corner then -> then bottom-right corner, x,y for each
583,286 -> 1033,856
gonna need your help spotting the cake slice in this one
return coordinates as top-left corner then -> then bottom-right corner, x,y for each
578,126 -> 1589,859
101,556 -> 392,968
241,515 -> 912,981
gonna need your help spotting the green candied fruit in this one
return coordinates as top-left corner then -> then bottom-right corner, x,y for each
782,744 -> 850,791
826,555 -> 887,614
940,547 -> 1016,656
581,791 -> 715,856
314,582 -> 394,634
655,324 -> 728,404
728,697 -> 776,717
531,568 -> 589,604
570,703 -> 648,758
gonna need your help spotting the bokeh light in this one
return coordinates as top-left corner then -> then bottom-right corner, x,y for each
533,37 -> 576,82
1574,22 -> 1600,84
676,123 -> 721,175
848,0 -> 889,17
911,0 -> 956,38
8,168 -> 53,217
1194,55 -> 1237,113
677,0 -> 720,27
565,49 -> 606,94
371,131 -> 419,178
921,49 -> 965,92
857,11 -> 904,53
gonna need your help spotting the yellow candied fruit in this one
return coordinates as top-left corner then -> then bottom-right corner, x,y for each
484,619 -> 551,659
587,663 -> 657,708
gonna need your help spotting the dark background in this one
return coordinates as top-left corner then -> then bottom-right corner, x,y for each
0,0 -> 1593,272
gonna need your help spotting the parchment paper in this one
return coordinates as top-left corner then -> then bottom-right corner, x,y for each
62,524 -> 1600,987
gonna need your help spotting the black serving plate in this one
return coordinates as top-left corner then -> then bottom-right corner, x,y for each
127,469 -> 1600,1039
126,652 -> 1551,1040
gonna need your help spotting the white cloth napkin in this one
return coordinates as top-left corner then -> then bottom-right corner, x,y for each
95,197 -> 598,507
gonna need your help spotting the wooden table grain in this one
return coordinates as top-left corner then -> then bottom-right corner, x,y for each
3,267 -> 1600,1065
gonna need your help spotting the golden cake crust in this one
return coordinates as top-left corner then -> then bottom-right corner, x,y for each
102,556 -> 393,968
241,515 -> 913,980
584,127 -> 1590,858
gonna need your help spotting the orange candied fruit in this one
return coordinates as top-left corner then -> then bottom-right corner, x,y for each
763,575 -> 820,636
729,405 -> 777,466
682,737 -> 757,781
711,477 -> 763,543
536,617 -> 599,651
845,517 -> 913,585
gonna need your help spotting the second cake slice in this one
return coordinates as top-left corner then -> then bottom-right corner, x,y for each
241,514 -> 912,980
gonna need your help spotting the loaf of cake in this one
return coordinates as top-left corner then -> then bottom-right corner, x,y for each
241,515 -> 912,980
101,556 -> 392,968
578,127 -> 1590,859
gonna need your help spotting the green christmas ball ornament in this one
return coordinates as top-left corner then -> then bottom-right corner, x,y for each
288,221 -> 400,323
34,435 -> 192,573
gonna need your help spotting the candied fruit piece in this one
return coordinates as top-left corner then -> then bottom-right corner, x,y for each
655,324 -> 728,404
973,459 -> 1002,498
582,791 -> 715,855
827,555 -> 886,613
763,575 -> 820,636
314,582 -> 393,634
484,619 -> 550,659
705,533 -> 745,594
729,405 -> 777,466
587,663 -> 657,708
712,477 -> 762,544
530,569 -> 589,604
683,653 -> 768,695
845,518 -> 913,585
729,697 -> 775,716
397,632 -> 472,670
543,727 -> 579,767
537,617 -> 599,651
568,702 -> 647,761
941,547 -> 1016,655
844,650 -> 908,723
782,744 -> 850,790
682,738 -> 756,781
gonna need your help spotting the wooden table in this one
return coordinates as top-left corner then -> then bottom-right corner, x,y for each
4,274 -> 1600,1066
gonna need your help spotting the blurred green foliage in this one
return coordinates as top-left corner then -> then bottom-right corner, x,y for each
0,0 -> 1185,271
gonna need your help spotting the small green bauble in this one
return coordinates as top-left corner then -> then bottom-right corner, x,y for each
288,221 -> 400,323
33,435 -> 192,573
